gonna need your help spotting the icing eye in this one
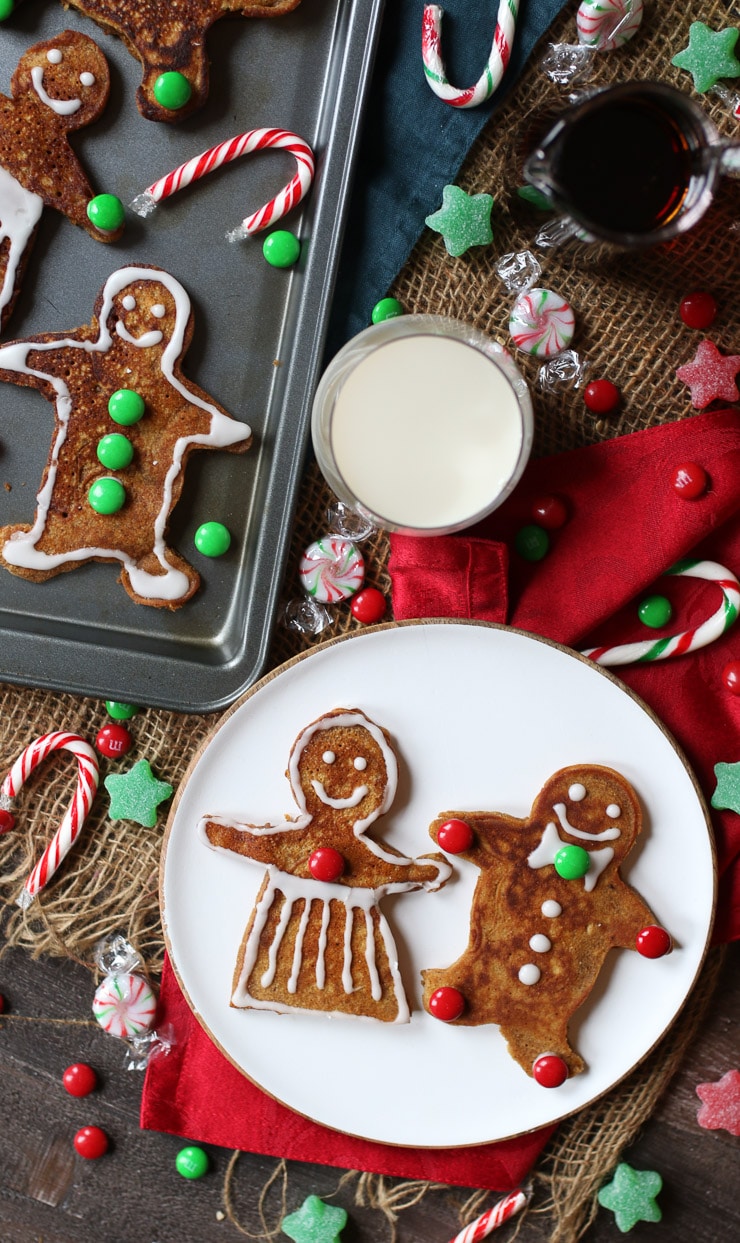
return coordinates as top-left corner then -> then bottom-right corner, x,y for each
122,295 -> 136,311
568,783 -> 586,801
47,49 -> 63,65
353,756 -> 367,770
321,750 -> 335,764
80,72 -> 96,87
151,303 -> 166,318
606,803 -> 621,818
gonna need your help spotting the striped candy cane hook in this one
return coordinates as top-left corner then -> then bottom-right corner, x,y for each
129,127 -> 315,242
0,732 -> 100,909
422,0 -> 521,108
582,559 -> 740,666
448,1184 -> 532,1242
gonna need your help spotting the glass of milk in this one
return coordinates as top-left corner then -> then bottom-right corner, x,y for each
311,315 -> 534,535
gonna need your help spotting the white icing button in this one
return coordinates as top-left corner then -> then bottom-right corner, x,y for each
122,294 -> 136,311
47,49 -> 63,64
518,963 -> 541,985
568,783 -> 586,801
151,303 -> 166,318
606,803 -> 621,818
541,900 -> 562,918
529,933 -> 552,953
353,756 -> 367,770
321,750 -> 335,764
80,72 -> 96,87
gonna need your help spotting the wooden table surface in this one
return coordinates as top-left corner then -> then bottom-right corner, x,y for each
1,937 -> 737,1243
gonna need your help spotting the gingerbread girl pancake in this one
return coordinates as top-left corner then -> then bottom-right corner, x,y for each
423,765 -> 672,1085
0,264 -> 252,607
0,31 -> 123,332
200,708 -> 451,1023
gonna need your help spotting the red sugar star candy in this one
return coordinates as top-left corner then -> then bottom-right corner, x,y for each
696,1069 -> 740,1135
676,340 -> 740,409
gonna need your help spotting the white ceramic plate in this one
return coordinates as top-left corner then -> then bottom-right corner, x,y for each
161,621 -> 715,1147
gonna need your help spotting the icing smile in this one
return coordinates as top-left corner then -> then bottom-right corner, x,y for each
31,65 -> 82,116
553,802 -> 621,842
311,780 -> 369,809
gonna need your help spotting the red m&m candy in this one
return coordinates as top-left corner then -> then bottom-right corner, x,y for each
0,808 -> 15,834
74,1125 -> 109,1159
636,925 -> 672,958
671,462 -> 708,500
437,818 -> 474,854
96,723 -> 133,758
308,847 -> 345,882
531,495 -> 568,530
63,1063 -> 97,1097
722,660 -> 740,695
350,587 -> 386,624
584,379 -> 620,415
533,1053 -> 569,1088
427,986 -> 465,1022
679,291 -> 717,330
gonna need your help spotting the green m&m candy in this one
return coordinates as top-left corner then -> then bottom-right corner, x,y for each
638,594 -> 673,629
108,389 -> 145,426
88,477 -> 126,515
0,0 -> 15,20
175,1145 -> 209,1179
194,521 -> 231,557
97,433 -> 134,470
515,524 -> 550,562
554,843 -> 590,880
105,701 -> 139,720
262,230 -> 301,268
87,194 -> 125,233
153,71 -> 192,111
371,297 -> 404,324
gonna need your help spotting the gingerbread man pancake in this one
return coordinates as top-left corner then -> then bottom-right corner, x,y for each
0,31 -> 123,332
201,708 -> 451,1023
423,765 -> 672,1083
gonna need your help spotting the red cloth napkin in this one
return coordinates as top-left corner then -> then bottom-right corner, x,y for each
390,406 -> 740,944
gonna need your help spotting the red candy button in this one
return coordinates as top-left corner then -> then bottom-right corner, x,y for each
437,818 -> 474,854
427,986 -> 465,1022
583,379 -> 620,415
63,1063 -> 98,1097
0,808 -> 15,834
679,291 -> 717,330
531,495 -> 568,530
532,1053 -> 569,1088
722,660 -> 740,694
672,461 -> 708,500
95,723 -> 133,758
308,847 -> 345,882
74,1125 -> 109,1159
350,587 -> 386,624
636,925 -> 672,958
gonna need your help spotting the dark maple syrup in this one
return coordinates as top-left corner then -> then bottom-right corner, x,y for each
543,92 -> 695,236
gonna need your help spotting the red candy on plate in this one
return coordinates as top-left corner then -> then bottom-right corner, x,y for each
308,847 -> 345,882
679,291 -> 717,330
63,1062 -> 98,1097
635,925 -> 672,958
583,379 -> 620,414
74,1125 -> 109,1159
350,587 -> 386,624
437,818 -> 474,854
96,723 -> 133,758
427,986 -> 465,1022
532,1053 -> 569,1088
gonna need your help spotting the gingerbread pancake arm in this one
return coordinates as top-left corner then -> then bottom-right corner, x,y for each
430,811 -> 536,866
600,875 -> 661,948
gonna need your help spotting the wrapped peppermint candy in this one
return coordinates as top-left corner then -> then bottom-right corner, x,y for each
542,0 -> 644,86
496,252 -> 576,362
91,933 -> 173,1070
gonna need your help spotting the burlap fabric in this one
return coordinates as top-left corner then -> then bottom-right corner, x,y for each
0,2 -> 733,1238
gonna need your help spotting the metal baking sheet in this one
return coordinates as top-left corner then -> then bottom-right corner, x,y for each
0,0 -> 382,712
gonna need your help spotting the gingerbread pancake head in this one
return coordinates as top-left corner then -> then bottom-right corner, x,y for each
529,764 -> 642,863
287,708 -> 399,830
12,31 -> 111,132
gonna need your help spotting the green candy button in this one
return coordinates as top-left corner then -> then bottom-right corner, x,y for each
87,194 -> 125,232
175,1145 -> 209,1180
638,594 -> 673,629
108,389 -> 145,426
0,0 -> 15,20
554,844 -> 591,880
105,701 -> 139,720
515,524 -> 550,562
153,71 -> 192,111
262,230 -> 301,269
89,477 -> 126,515
194,521 -> 231,557
97,433 -> 134,470
371,297 -> 404,324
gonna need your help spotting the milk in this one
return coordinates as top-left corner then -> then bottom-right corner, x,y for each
312,317 -> 533,534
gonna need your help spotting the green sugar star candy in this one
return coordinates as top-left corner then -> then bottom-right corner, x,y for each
597,1162 -> 662,1233
281,1195 -> 348,1243
425,184 -> 494,257
711,760 -> 740,814
671,22 -> 740,94
104,759 -> 173,827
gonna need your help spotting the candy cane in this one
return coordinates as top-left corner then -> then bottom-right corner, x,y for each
422,0 -> 520,108
129,127 -> 315,242
582,558 -> 740,667
449,1185 -> 531,1242
0,732 -> 100,909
